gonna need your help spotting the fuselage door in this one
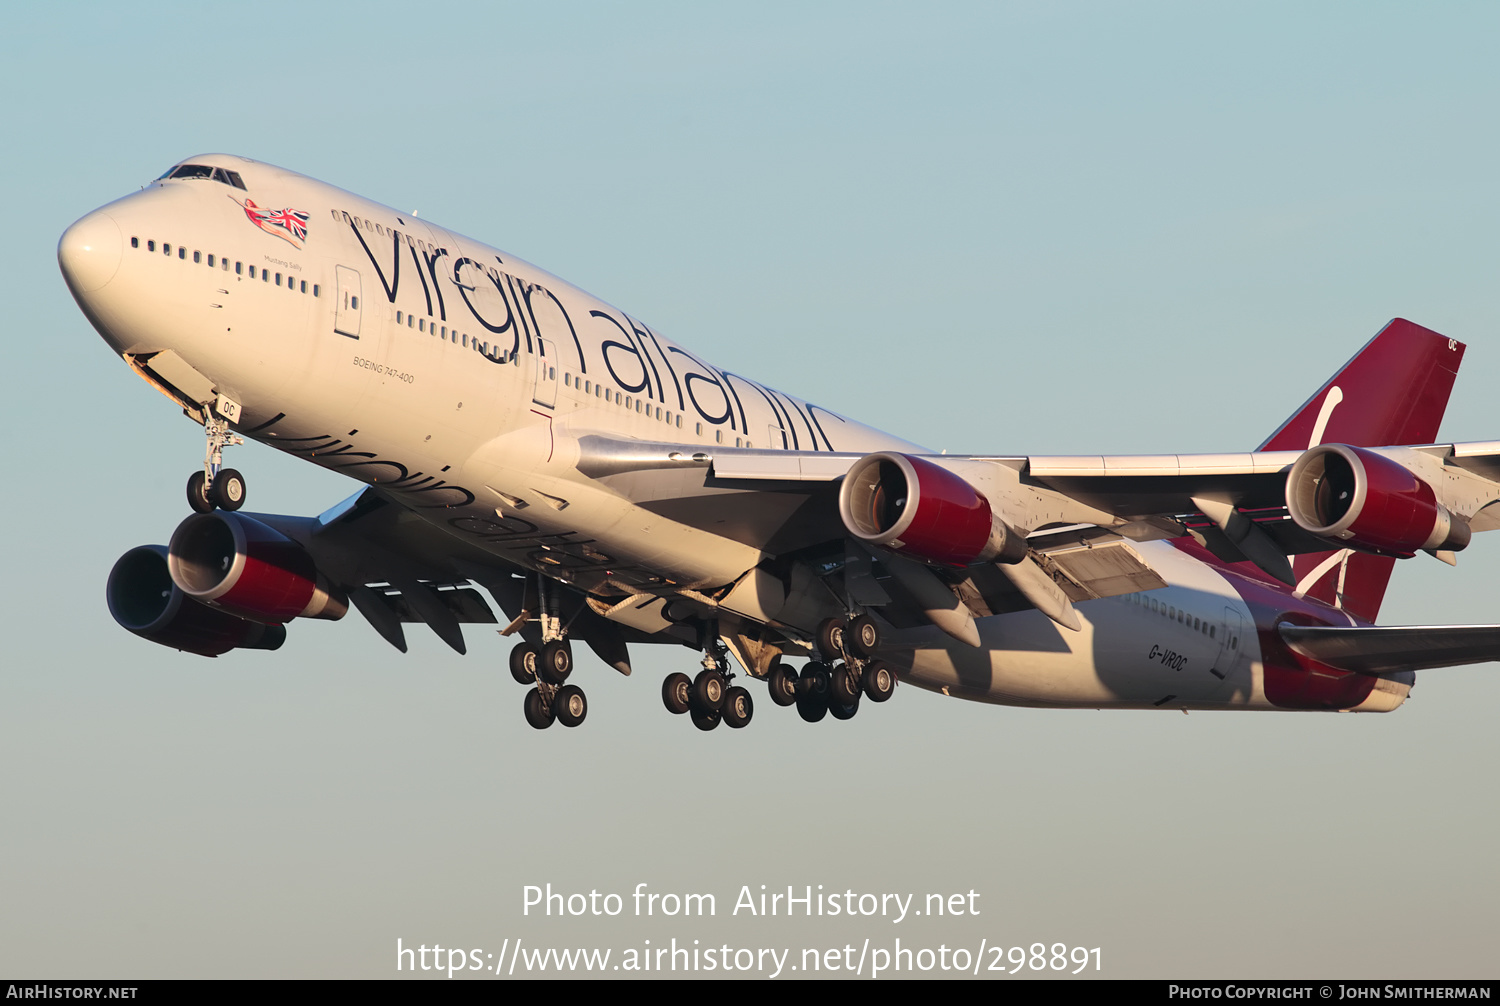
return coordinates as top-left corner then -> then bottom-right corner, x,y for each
335,265 -> 362,339
532,337 -> 558,408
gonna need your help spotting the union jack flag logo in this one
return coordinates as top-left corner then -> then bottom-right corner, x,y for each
231,196 -> 310,248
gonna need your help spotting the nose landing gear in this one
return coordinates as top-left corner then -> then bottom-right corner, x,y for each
186,412 -> 247,513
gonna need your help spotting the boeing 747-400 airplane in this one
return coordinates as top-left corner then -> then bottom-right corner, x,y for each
57,154 -> 1500,731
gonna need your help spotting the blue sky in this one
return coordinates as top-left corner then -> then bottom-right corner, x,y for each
3,3 -> 1498,978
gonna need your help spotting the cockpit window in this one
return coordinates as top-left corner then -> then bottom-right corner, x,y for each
157,164 -> 248,190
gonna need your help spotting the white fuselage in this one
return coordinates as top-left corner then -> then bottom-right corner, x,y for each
61,154 -> 1404,713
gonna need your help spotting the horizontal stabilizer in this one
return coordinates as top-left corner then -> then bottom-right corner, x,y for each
1278,622 -> 1500,674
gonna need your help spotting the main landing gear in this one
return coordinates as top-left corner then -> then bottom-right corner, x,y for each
187,413 -> 247,513
658,614 -> 895,732
661,641 -> 753,732
509,576 -> 588,730
790,615 -> 895,724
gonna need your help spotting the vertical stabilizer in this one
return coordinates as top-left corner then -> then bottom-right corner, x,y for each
1261,319 -> 1464,621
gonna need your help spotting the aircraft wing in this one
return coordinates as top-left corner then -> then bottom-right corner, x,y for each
1278,622 -> 1500,674
572,435 -> 1500,636
257,488 -> 675,669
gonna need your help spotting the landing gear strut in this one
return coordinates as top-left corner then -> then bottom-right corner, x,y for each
661,636 -> 753,730
510,575 -> 586,729
187,413 -> 246,514
787,614 -> 896,725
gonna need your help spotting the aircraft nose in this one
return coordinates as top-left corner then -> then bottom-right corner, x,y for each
58,210 -> 123,293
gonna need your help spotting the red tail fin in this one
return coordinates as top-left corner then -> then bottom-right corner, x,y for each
1262,319 -> 1464,621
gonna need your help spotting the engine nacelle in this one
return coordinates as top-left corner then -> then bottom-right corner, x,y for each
168,512 -> 348,623
838,452 -> 1027,566
1286,443 -> 1471,557
107,545 -> 286,657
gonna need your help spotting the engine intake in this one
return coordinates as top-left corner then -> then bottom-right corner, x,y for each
168,512 -> 347,623
107,545 -> 286,657
1286,444 -> 1470,557
838,452 -> 1027,566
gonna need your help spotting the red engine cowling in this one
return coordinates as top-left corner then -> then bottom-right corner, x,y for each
838,452 -> 1027,566
168,512 -> 347,623
1286,444 -> 1471,557
107,545 -> 286,657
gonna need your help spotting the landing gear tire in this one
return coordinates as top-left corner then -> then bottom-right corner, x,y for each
691,668 -> 726,712
186,471 -> 213,514
862,660 -> 896,702
553,685 -> 587,727
538,640 -> 573,685
815,618 -> 845,661
722,686 -> 753,728
662,672 -> 692,714
509,643 -> 539,685
208,468 -> 246,511
766,662 -> 798,707
799,661 -> 830,700
830,662 -> 861,706
523,688 -> 555,729
796,692 -> 828,723
690,706 -> 721,731
828,694 -> 860,720
845,614 -> 880,658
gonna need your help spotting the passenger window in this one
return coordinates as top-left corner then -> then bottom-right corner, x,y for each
178,247 -> 186,259
716,430 -> 724,444
207,254 -> 214,267
300,280 -> 306,293
313,284 -> 319,297
351,296 -> 359,309
419,319 -> 425,332
397,311 -> 403,324
262,269 -> 270,282
249,266 -> 256,278
163,243 -> 171,255
147,240 -> 155,252
275,272 -> 282,286
193,251 -> 201,264
131,237 -> 139,249
408,315 -> 414,328
236,262 -> 243,275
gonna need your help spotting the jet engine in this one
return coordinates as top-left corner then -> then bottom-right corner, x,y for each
838,452 -> 1027,566
1286,444 -> 1471,556
107,545 -> 286,657
168,511 -> 348,623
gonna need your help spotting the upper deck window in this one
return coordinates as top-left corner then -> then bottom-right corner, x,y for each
157,164 -> 248,190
